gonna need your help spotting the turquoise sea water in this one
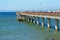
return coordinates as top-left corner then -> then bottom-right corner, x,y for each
0,12 -> 60,40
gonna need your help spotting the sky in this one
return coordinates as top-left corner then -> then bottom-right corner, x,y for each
0,0 -> 60,12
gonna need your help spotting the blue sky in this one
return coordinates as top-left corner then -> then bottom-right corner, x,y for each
0,0 -> 60,12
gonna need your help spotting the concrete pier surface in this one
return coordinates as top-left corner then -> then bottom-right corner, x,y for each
16,12 -> 60,19
16,12 -> 60,31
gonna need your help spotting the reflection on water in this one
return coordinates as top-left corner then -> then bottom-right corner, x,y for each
0,13 -> 60,40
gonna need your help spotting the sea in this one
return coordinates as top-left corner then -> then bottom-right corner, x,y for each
0,12 -> 60,40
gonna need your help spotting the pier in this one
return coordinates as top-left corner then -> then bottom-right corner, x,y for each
16,12 -> 60,31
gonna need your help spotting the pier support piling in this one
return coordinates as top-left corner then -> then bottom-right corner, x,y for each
36,17 -> 39,25
28,18 -> 29,22
42,18 -> 44,28
30,19 -> 32,22
55,19 -> 58,31
47,18 -> 50,29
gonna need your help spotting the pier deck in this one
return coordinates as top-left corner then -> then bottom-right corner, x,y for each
16,12 -> 60,19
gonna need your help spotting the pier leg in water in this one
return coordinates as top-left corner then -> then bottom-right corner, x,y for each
55,19 -> 58,31
30,19 -> 32,23
42,18 -> 44,28
33,17 -> 36,24
36,17 -> 39,25
47,18 -> 50,31
25,16 -> 27,21
36,21 -> 39,24
26,16 -> 28,21
28,18 -> 29,22
42,22 -> 44,28
33,20 -> 36,24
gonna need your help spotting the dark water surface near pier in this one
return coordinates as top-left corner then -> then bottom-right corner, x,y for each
0,12 -> 60,40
